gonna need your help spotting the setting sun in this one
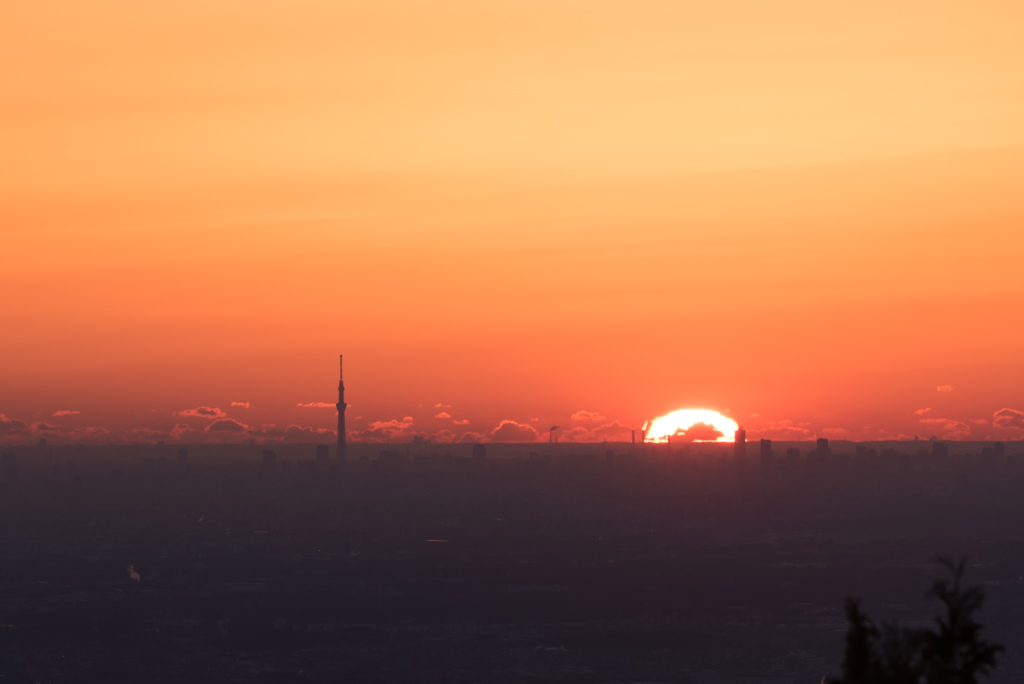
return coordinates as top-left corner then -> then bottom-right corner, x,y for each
643,409 -> 739,443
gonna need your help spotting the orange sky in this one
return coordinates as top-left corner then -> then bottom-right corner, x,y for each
3,0 -> 1024,444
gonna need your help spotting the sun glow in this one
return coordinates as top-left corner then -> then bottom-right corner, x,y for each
643,409 -> 739,443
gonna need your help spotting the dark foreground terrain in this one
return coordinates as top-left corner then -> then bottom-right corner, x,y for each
1,440 -> 1023,683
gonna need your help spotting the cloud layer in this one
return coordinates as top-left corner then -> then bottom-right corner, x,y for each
919,417 -> 972,439
490,420 -> 541,443
0,414 -> 29,436
994,408 -> 1024,430
205,418 -> 249,433
177,406 -> 227,419
560,420 -> 633,443
757,419 -> 812,440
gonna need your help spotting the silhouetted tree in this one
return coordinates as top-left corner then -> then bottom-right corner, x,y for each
836,556 -> 1002,684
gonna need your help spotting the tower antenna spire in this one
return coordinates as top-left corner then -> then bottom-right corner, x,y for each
336,354 -> 347,461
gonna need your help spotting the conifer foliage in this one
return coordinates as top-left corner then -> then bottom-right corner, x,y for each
838,557 -> 1003,684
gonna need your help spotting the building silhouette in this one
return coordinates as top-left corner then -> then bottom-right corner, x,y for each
733,427 -> 746,462
760,439 -> 774,469
336,355 -> 347,461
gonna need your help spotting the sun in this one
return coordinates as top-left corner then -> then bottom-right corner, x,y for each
643,409 -> 739,443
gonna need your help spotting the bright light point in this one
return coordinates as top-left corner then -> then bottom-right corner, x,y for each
643,409 -> 739,443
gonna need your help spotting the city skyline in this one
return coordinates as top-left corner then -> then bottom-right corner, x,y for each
1,353 -> 1022,445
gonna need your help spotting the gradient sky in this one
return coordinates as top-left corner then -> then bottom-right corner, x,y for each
3,0 -> 1024,445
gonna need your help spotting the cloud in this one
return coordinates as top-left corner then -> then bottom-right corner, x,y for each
936,385 -> 955,393
205,418 -> 249,433
177,406 -> 227,419
31,422 -> 62,433
559,427 -> 592,442
355,416 -> 417,443
489,420 -> 541,443
230,401 -> 251,409
0,415 -> 31,441
571,410 -> 606,423
297,402 -> 334,408
52,410 -> 80,417
971,418 -> 989,426
672,422 -> 725,442
994,408 -> 1024,430
69,426 -> 110,441
914,408 -> 933,416
434,403 -> 451,409
560,420 -> 634,442
821,427 -> 849,437
426,429 -> 459,443
368,417 -> 414,433
919,418 -> 972,439
121,423 -> 194,442
0,414 -> 28,434
758,419 -> 813,440
283,425 -> 336,442
457,431 -> 488,444
592,421 -> 634,441
434,412 -> 452,419
168,424 -> 192,439
123,427 -> 171,442
453,418 -> 470,425
248,424 -> 287,441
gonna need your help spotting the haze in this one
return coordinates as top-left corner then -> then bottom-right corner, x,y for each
3,1 -> 1024,444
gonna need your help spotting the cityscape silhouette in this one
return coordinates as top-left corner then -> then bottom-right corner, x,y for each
3,1 -> 1023,681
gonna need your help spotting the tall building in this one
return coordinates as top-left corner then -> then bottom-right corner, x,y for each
760,439 -> 774,469
336,355 -> 348,461
733,427 -> 746,462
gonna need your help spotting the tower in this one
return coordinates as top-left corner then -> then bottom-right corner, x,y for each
336,355 -> 347,461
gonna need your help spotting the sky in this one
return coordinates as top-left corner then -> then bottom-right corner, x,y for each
3,0 -> 1024,445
